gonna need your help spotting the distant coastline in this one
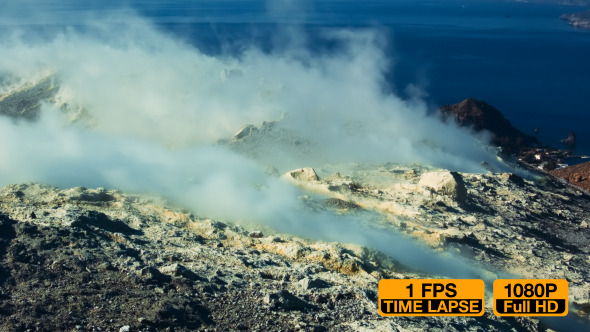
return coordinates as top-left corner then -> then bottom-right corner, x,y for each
561,10 -> 590,28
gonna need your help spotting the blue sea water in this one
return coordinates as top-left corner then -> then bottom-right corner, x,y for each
124,0 -> 590,156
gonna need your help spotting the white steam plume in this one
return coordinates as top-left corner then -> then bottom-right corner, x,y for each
0,10 -> 508,279
0,16 -> 502,172
0,109 -> 489,280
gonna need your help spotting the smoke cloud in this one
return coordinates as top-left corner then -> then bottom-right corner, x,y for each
0,5 -> 510,279
0,108 -> 490,280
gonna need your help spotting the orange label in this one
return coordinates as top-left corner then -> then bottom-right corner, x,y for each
493,279 -> 568,316
378,279 -> 485,316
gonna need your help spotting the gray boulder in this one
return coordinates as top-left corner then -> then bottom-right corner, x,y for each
418,171 -> 467,203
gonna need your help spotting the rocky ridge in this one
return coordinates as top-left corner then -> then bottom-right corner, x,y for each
0,182 -> 548,332
283,165 -> 590,305
439,98 -> 587,175
1,162 -> 590,331
0,73 -> 90,124
439,98 -> 539,155
0,73 -> 59,121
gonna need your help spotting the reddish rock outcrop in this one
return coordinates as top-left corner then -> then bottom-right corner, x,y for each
550,161 -> 590,191
439,98 -> 539,154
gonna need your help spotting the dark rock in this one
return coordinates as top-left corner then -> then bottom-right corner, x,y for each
98,262 -> 117,272
161,263 -> 203,281
264,290 -> 314,311
71,211 -> 141,235
560,131 -> 576,147
500,173 -> 525,186
439,98 -> 539,154
323,198 -> 361,210
0,75 -> 59,121
248,231 -> 263,238
141,267 -> 171,284
0,214 -> 17,286
233,124 -> 258,140
298,277 -> 332,290
209,276 -> 227,285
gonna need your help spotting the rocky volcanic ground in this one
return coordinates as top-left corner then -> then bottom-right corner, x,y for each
281,166 -> 590,312
1,163 -> 590,331
2,74 -> 590,331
